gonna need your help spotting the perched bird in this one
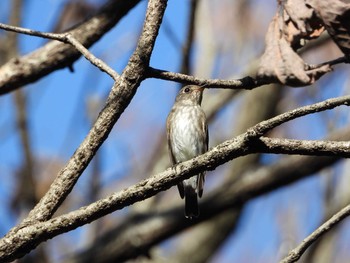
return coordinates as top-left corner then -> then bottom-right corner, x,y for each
166,85 -> 208,219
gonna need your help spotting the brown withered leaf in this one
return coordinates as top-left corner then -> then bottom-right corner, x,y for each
278,37 -> 313,85
258,13 -> 331,86
283,0 -> 324,49
257,0 -> 332,87
308,0 -> 350,57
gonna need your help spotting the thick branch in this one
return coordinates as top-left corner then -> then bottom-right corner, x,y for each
7,0 -> 165,229
0,1 -> 168,262
68,126 -> 350,263
3,133 -> 349,263
1,95 -> 350,261
258,137 -> 350,157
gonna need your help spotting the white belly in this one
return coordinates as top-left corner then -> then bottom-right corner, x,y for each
169,106 -> 205,163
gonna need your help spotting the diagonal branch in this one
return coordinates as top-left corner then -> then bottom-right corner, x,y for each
67,126 -> 350,263
280,203 -> 350,263
5,0 -> 167,233
1,94 -> 350,262
64,33 -> 119,80
1,136 -> 350,262
245,95 -> 350,139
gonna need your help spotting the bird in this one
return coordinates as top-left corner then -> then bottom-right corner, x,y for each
166,85 -> 208,219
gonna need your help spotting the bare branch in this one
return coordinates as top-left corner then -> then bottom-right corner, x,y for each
2,136 -> 350,262
6,0 -> 166,230
0,23 -> 119,81
0,22 -> 71,41
65,34 -> 119,80
280,203 -> 350,263
0,0 -> 141,94
258,137 -> 350,157
68,126 -> 350,263
245,95 -> 350,139
308,56 -> 349,70
1,93 -> 350,261
146,66 -> 271,88
146,55 -> 349,90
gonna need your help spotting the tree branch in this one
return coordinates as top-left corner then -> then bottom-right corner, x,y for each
4,0 -> 166,233
2,136 -> 350,262
308,56 -> 349,69
146,66 -> 271,88
258,137 -> 350,157
245,95 -> 350,139
280,203 -> 350,263
1,93 -> 350,261
0,0 -> 141,94
67,126 -> 350,263
146,54 -> 349,89
0,23 -> 119,80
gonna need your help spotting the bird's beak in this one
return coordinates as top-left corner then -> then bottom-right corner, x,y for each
194,86 -> 204,92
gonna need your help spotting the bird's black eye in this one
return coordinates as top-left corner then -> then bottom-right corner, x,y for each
184,87 -> 190,93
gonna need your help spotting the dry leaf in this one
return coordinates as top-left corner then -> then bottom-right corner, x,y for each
257,1 -> 330,86
308,0 -> 350,57
284,0 -> 324,48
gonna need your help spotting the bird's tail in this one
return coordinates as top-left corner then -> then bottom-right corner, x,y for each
184,180 -> 199,219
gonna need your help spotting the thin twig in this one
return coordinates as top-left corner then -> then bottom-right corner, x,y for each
0,23 -> 119,80
146,66 -> 272,89
246,95 -> 350,139
147,55 -> 350,89
0,22 -> 64,41
280,203 -> 350,263
308,56 -> 349,70
65,34 -> 119,80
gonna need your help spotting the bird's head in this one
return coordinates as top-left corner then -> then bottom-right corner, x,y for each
175,85 -> 204,106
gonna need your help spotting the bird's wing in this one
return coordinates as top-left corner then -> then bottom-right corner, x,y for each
166,111 -> 176,165
167,111 -> 185,199
198,110 -> 208,198
205,117 -> 209,151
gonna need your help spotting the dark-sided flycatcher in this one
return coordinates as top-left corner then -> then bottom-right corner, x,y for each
166,85 -> 208,218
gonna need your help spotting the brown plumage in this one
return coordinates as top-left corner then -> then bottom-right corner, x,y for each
166,85 -> 208,219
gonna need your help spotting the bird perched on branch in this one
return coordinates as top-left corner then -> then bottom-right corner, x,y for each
166,85 -> 208,219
